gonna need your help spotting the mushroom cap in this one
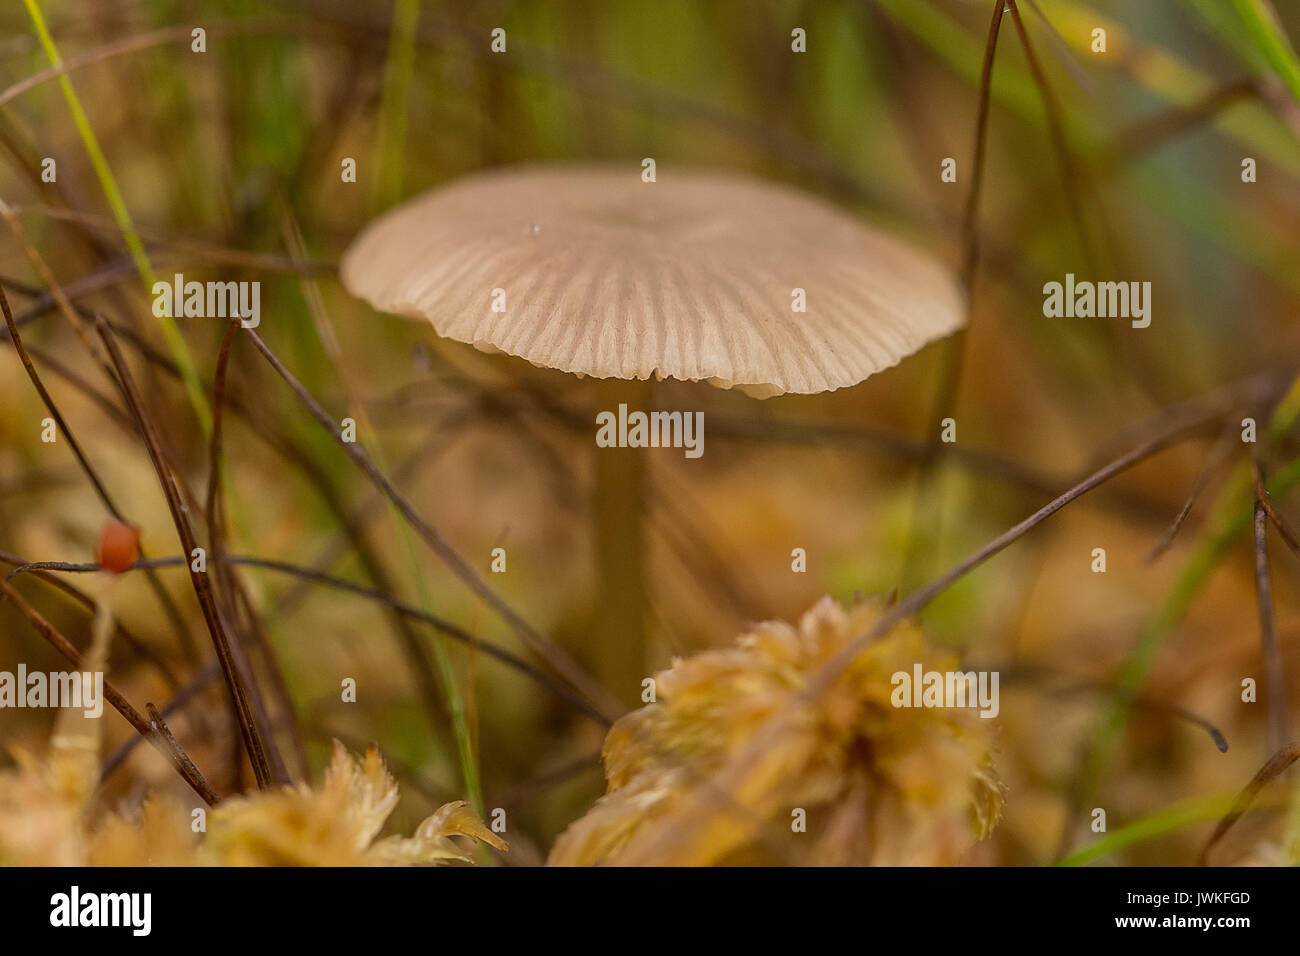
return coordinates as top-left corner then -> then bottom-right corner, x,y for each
340,165 -> 964,397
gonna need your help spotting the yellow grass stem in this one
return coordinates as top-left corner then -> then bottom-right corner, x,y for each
22,0 -> 211,434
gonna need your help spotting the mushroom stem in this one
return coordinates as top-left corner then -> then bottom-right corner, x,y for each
593,377 -> 650,704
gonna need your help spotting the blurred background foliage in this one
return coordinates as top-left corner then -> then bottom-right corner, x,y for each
0,0 -> 1298,865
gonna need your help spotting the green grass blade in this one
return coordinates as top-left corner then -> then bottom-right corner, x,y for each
357,0 -> 483,817
1054,791 -> 1238,866
372,0 -> 422,210
21,0 -> 211,434
1183,0 -> 1273,74
1231,0 -> 1300,103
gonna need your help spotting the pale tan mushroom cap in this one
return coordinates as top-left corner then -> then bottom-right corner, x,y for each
340,165 -> 964,396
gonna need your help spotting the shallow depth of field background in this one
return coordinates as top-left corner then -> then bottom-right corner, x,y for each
1,0 -> 1299,865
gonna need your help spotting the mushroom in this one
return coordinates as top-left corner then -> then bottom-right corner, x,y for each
340,164 -> 964,701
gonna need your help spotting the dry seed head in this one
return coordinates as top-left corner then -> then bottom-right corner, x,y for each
549,596 -> 1002,866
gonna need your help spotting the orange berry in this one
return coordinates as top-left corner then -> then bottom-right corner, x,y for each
96,519 -> 140,574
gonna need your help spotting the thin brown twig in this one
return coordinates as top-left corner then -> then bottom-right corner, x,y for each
232,555 -> 612,725
1006,0 -> 1098,272
42,287 -> 498,758
0,550 -> 179,688
897,0 -> 1004,591
0,266 -> 118,325
274,205 -> 461,759
0,577 -> 218,804
0,20 -> 313,109
0,6 -> 888,227
207,318 -> 308,778
271,415 -> 467,615
1252,462 -> 1290,752
991,661 -> 1228,751
1,260 -> 138,331
9,204 -> 336,276
22,343 -> 136,431
95,318 -> 284,788
1252,457 -> 1300,553
100,662 -> 219,783
1,283 -> 122,528
243,326 -> 623,723
0,208 -> 200,654
1024,0 -> 1093,91
1007,77 -> 1260,250
396,371 -> 1180,525
1198,743 -> 1300,865
960,0 -> 1007,290
0,112 -> 141,280
204,321 -> 239,602
818,403 -> 1229,697
1007,6 -> 1160,410
616,390 -> 1234,864
1146,423 -> 1238,563
227,582 -> 308,778
0,280 -> 200,663
144,703 -> 211,801
38,551 -> 612,726
0,198 -> 110,367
